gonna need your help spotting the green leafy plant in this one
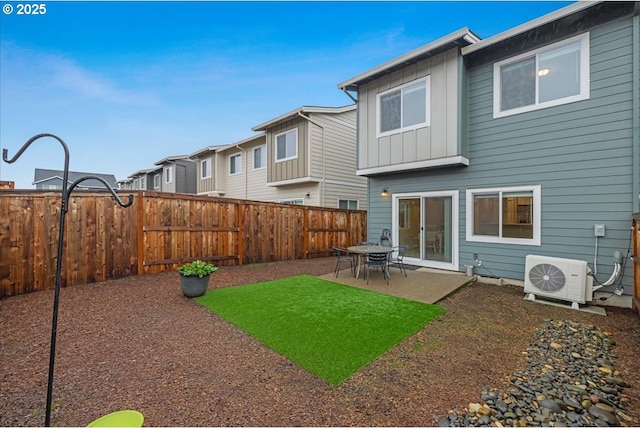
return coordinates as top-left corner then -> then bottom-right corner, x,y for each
178,260 -> 218,278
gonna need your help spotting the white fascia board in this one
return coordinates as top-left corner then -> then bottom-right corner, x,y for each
154,154 -> 190,165
356,156 -> 469,176
252,105 -> 357,131
462,1 -> 598,55
216,133 -> 266,153
188,145 -> 230,158
338,28 -> 480,90
266,176 -> 322,187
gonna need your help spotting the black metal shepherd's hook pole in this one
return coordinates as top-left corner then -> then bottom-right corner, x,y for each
3,134 -> 133,426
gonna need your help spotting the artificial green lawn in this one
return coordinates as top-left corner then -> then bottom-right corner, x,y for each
195,275 -> 446,385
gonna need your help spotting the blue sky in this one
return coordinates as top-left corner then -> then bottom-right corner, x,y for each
1,1 -> 572,189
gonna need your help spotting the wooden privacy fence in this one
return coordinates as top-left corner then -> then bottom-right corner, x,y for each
0,190 -> 367,298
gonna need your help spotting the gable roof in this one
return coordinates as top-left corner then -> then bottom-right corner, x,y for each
153,155 -> 192,166
337,27 -> 480,92
188,143 -> 235,158
216,133 -> 266,153
461,1 -> 639,57
33,168 -> 118,188
252,105 -> 356,131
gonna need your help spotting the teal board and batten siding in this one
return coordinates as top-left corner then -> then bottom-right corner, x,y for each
368,17 -> 637,290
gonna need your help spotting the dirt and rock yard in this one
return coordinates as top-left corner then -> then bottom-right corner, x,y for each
1,257 -> 639,427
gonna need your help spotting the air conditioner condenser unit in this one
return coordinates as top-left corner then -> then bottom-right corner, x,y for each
524,255 -> 593,309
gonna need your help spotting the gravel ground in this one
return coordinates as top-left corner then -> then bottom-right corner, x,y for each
1,257 -> 639,427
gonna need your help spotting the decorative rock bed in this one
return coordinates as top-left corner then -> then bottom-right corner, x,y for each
439,320 -> 632,427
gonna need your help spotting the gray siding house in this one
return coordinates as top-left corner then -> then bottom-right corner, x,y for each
33,168 -> 118,190
127,167 -> 161,191
338,1 -> 639,298
154,155 -> 197,194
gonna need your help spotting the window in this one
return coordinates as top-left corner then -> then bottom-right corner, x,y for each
164,166 -> 172,184
466,185 -> 541,245
153,174 -> 160,189
338,199 -> 359,210
200,158 -> 211,179
377,77 -> 430,137
230,153 -> 242,175
494,33 -> 589,118
140,177 -> 146,189
133,178 -> 139,190
275,129 -> 297,162
253,145 -> 266,169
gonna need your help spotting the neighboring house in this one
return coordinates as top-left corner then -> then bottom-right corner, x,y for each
153,155 -> 197,194
245,105 -> 367,209
338,1 -> 639,295
127,167 -> 161,191
189,143 -> 235,197
116,177 -> 133,190
33,168 -> 118,190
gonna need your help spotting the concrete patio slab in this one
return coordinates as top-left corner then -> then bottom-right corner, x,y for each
318,266 -> 476,305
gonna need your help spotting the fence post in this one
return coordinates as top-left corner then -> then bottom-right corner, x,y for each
303,205 -> 309,259
136,191 -> 145,275
237,200 -> 244,266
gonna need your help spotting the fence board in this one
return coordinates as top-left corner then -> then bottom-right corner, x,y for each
0,190 -> 366,298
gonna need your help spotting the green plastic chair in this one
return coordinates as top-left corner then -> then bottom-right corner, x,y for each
88,410 -> 144,427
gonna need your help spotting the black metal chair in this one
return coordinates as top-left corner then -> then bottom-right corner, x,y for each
332,246 -> 355,277
389,245 -> 407,277
379,235 -> 392,247
365,252 -> 390,285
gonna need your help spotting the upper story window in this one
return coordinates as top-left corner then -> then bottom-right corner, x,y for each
377,77 -> 430,137
201,158 -> 212,179
164,166 -> 172,184
466,185 -> 541,246
140,177 -> 146,189
133,178 -> 139,190
230,153 -> 242,175
254,145 -> 266,169
275,129 -> 298,162
153,174 -> 160,189
494,33 -> 589,118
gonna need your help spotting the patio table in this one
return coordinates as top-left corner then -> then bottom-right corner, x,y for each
347,245 -> 394,279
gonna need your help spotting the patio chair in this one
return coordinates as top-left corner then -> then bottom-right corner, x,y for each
389,245 -> 407,277
379,235 -> 392,247
332,246 -> 355,277
358,241 -> 377,246
365,252 -> 390,285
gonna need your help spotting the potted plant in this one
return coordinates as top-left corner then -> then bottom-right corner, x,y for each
178,260 -> 218,297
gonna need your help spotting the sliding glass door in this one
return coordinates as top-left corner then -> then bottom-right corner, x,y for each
393,191 -> 458,270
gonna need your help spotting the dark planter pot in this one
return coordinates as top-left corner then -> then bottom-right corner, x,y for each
180,273 -> 211,297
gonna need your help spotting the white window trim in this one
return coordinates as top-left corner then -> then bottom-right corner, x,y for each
253,145 -> 266,170
153,174 -> 160,189
229,153 -> 242,175
201,158 -> 212,179
376,76 -> 431,138
338,199 -> 359,210
493,33 -> 590,118
275,129 -> 298,163
164,166 -> 173,184
466,185 -> 541,246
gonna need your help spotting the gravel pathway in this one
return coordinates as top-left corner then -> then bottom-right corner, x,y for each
1,258 -> 639,427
